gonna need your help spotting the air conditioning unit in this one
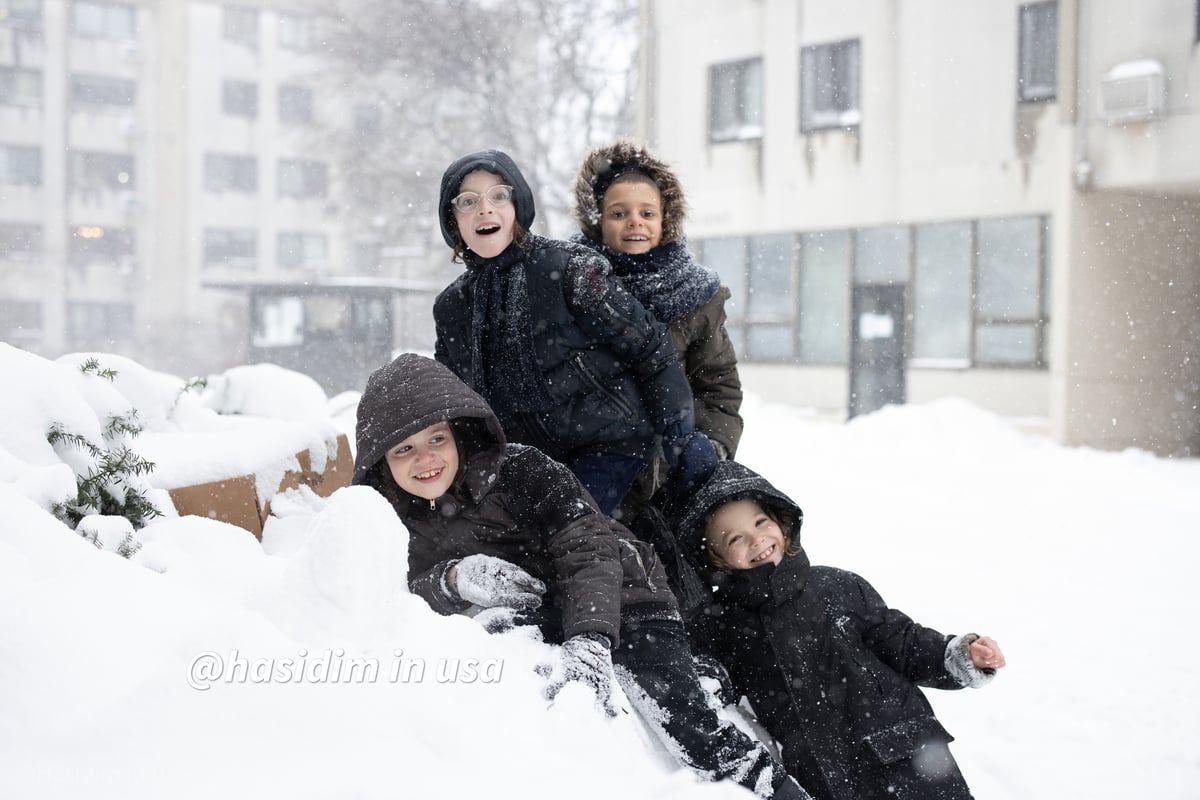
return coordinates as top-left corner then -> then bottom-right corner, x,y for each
1099,59 -> 1165,124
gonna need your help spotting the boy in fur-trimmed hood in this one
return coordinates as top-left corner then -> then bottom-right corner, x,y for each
571,140 -> 743,515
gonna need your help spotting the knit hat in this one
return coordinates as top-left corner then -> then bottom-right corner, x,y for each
438,149 -> 536,248
572,139 -> 688,246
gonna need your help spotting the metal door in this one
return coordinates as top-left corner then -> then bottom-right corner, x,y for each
848,284 -> 906,418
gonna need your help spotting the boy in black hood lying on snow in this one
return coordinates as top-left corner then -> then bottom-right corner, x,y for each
678,461 -> 1006,800
352,353 -> 810,800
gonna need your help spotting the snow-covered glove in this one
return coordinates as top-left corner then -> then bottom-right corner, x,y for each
467,605 -> 524,634
536,632 -> 618,719
944,633 -> 996,688
693,653 -> 735,707
447,554 -> 546,610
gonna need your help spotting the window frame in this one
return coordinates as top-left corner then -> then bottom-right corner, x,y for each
69,150 -> 134,192
278,83 -> 313,125
0,0 -> 44,31
0,144 -> 42,185
203,227 -> 258,268
708,57 -> 764,144
70,73 -> 136,109
203,153 -> 258,193
277,158 -> 328,199
221,4 -> 258,49
221,79 -> 258,119
1018,1 -> 1058,103
71,0 -> 136,39
0,66 -> 42,107
799,38 -> 862,133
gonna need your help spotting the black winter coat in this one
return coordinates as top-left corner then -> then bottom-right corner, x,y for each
433,234 -> 693,464
679,462 -> 975,800
352,353 -> 677,647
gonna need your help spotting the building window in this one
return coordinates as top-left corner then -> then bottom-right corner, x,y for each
0,222 -> 41,259
700,215 -> 1050,369
278,159 -> 327,198
353,240 -> 383,275
277,13 -> 313,51
70,73 -> 136,108
1018,2 -> 1057,102
975,217 -> 1049,365
0,66 -> 42,107
68,224 -> 135,268
353,104 -> 382,136
0,145 -> 42,185
278,84 -> 313,124
222,79 -> 257,118
912,222 -> 972,364
69,151 -> 133,191
708,58 -> 763,143
0,0 -> 44,31
71,1 -> 135,39
700,235 -> 796,361
0,299 -> 42,344
277,231 -> 328,268
797,230 -> 850,364
203,228 -> 257,268
744,235 -> 794,361
66,301 -> 133,342
800,39 -> 861,132
222,5 -> 257,48
204,153 -> 257,193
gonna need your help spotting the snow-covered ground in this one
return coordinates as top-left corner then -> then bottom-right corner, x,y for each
2,343 -> 1198,799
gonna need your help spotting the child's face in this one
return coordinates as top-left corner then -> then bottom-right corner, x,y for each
600,179 -> 663,254
453,169 -> 516,258
705,499 -> 787,569
385,421 -> 460,500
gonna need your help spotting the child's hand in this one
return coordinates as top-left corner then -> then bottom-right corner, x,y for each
969,636 -> 1006,671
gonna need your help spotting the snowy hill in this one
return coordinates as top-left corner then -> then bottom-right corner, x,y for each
2,343 -> 1198,798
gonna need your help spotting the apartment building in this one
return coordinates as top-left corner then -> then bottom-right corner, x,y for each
639,0 -> 1200,456
0,0 -> 432,388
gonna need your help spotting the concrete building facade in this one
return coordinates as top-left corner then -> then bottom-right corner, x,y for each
639,0 -> 1200,456
0,0 -> 436,388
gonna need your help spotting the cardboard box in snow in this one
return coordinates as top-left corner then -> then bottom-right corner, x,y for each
142,423 -> 353,540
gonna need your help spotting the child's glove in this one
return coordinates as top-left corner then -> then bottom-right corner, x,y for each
693,653 -> 735,707
945,633 -> 1000,688
660,413 -> 718,493
446,554 -> 546,610
536,632 -> 618,719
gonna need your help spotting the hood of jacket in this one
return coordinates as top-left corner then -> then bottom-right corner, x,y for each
676,460 -> 804,576
572,139 -> 688,247
352,353 -> 506,486
439,149 -> 536,248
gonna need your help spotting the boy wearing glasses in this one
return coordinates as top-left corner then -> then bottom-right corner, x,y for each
433,150 -> 718,518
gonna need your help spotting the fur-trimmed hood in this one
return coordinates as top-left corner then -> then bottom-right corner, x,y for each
572,139 -> 688,246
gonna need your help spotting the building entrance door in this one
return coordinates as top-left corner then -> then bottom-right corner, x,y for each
848,284 -> 906,419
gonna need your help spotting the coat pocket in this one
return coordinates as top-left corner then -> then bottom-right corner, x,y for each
618,538 -> 660,593
861,717 -> 954,765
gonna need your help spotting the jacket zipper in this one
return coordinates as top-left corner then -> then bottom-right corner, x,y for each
572,353 -> 635,417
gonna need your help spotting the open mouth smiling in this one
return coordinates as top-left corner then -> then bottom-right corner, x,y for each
475,224 -> 501,235
414,468 -> 443,482
750,543 -> 777,564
